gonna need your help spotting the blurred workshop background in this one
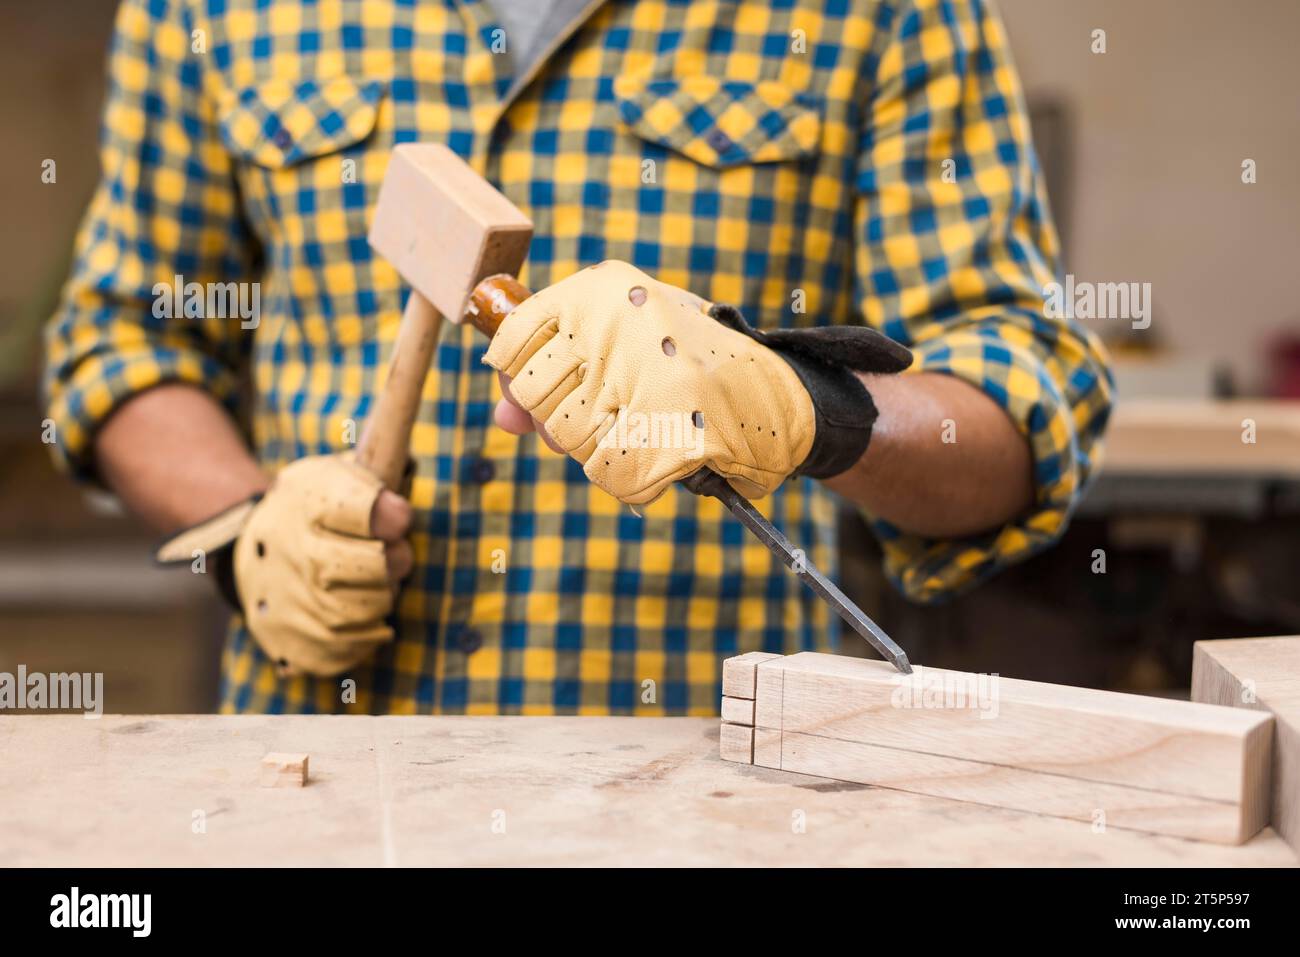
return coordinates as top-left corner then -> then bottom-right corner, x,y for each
1,0 -> 1297,711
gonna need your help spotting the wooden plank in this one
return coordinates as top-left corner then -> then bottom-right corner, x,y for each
718,723 -> 753,764
745,652 -> 1274,844
1193,636 -> 1300,855
760,653 -> 1270,802
778,731 -> 1245,845
720,651 -> 780,699
0,716 -> 1294,867
720,696 -> 754,726
1105,399 -> 1300,476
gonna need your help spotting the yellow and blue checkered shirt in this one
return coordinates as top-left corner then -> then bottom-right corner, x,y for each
45,0 -> 1112,714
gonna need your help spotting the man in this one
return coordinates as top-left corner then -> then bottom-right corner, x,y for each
45,0 -> 1112,714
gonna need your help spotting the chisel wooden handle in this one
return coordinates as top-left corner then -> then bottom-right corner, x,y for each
355,274 -> 531,491
465,274 -> 531,339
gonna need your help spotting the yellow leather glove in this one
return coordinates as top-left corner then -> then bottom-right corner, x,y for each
483,261 -> 911,505
156,454 -> 400,676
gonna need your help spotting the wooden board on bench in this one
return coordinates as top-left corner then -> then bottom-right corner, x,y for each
720,651 -> 1273,844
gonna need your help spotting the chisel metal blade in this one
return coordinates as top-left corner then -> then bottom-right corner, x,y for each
681,468 -> 912,674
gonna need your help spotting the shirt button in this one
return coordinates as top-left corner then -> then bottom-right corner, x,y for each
470,458 -> 495,484
458,628 -> 483,654
705,128 -> 733,154
272,128 -> 293,150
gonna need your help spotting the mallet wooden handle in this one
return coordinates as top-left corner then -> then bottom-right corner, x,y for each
355,291 -> 445,490
355,275 -> 531,490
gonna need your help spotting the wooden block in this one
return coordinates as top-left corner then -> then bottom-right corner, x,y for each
261,752 -> 309,788
720,696 -> 755,726
1193,636 -> 1300,854
718,723 -> 753,764
721,652 -> 781,699
751,652 -> 1273,844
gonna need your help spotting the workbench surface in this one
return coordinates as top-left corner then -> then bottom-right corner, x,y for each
1,715 -> 1295,867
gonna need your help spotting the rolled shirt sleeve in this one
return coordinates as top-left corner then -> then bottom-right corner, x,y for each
43,0 -> 259,481
854,0 -> 1114,602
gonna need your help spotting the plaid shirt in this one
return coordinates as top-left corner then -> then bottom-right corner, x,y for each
45,0 -> 1112,715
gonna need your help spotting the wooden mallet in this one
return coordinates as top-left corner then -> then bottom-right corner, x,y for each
361,146 -> 911,674
359,143 -> 534,489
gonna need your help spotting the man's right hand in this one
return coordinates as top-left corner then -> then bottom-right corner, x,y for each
158,454 -> 412,676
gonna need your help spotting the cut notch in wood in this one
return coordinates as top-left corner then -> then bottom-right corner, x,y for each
719,723 -> 754,764
720,696 -> 755,726
721,651 -> 781,699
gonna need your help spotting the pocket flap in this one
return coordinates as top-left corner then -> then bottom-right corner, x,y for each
613,74 -> 821,169
218,75 -> 385,168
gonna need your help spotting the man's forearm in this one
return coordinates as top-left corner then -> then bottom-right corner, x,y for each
822,372 -> 1034,538
94,384 -> 268,533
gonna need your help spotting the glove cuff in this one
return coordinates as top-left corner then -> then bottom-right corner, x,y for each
154,495 -> 261,612
776,348 -> 878,479
707,304 -> 882,480
207,541 -> 243,612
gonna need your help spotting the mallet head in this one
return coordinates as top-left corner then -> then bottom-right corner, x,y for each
369,143 -> 533,322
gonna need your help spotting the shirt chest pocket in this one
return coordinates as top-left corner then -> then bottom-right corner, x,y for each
217,75 -> 386,348
614,74 -> 821,168
611,75 -> 827,319
218,75 -> 384,170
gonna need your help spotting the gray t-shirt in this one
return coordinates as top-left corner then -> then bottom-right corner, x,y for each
489,0 -> 559,77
